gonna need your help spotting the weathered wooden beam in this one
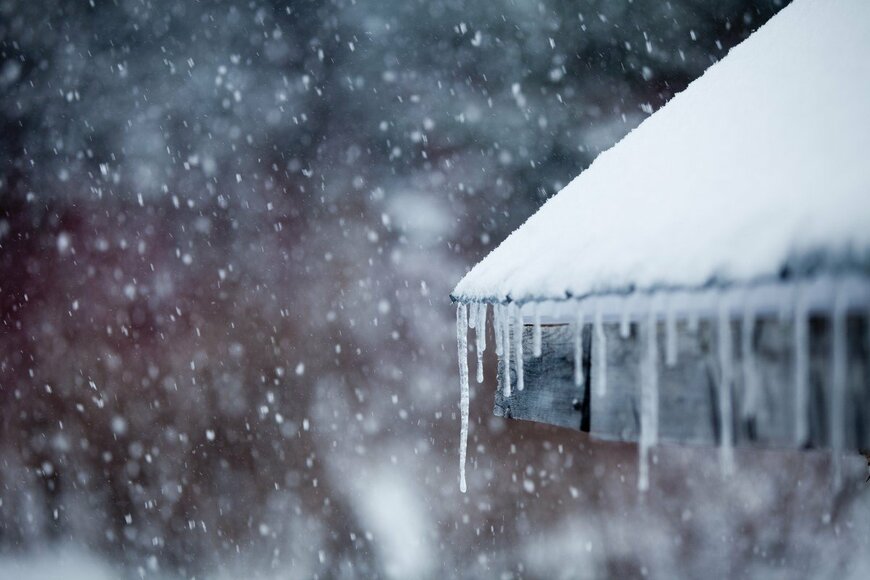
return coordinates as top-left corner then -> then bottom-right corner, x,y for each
494,324 -> 589,431
494,317 -> 870,451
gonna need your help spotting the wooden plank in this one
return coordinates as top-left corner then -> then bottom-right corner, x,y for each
494,316 -> 870,451
494,324 -> 589,431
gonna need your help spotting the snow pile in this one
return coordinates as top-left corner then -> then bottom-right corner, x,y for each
453,0 -> 870,304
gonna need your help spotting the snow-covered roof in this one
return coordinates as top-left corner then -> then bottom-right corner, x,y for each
453,0 -> 870,304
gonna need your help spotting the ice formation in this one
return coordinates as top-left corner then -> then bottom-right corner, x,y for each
717,298 -> 735,475
502,305 -> 512,397
454,275 -> 870,494
619,296 -> 632,339
830,285 -> 847,489
665,300 -> 677,367
594,306 -> 607,397
574,307 -> 585,387
793,286 -> 809,446
475,304 -> 487,384
740,301 -> 759,420
512,304 -> 525,392
456,303 -> 469,493
493,303 -> 504,357
638,310 -> 660,491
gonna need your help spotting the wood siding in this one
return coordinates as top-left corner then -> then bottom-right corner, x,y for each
494,317 -> 870,451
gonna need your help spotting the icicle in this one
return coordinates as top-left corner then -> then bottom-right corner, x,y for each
638,441 -> 650,494
793,286 -> 809,446
502,304 -> 512,398
493,303 -> 504,357
595,304 -> 607,397
665,300 -> 677,367
687,293 -> 701,333
532,303 -> 542,357
574,307 -> 585,387
638,310 -> 659,492
830,285 -> 847,490
717,298 -> 735,475
513,303 -> 524,391
456,303 -> 470,494
650,316 -> 660,444
619,295 -> 632,338
778,287 -> 793,322
475,303 -> 487,384
740,302 -> 759,420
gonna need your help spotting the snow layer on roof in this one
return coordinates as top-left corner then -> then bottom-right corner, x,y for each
453,0 -> 870,303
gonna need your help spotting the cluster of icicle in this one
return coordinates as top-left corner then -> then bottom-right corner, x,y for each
456,275 -> 870,494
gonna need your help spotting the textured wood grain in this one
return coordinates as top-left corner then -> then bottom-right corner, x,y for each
494,324 -> 589,431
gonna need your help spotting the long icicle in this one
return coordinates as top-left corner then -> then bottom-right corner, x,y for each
741,301 -> 759,420
717,297 -> 735,475
475,303 -> 487,384
830,284 -> 847,490
638,308 -> 659,491
595,303 -> 607,397
620,295 -> 632,339
794,285 -> 809,446
665,298 -> 677,367
687,292 -> 701,333
456,303 -> 470,493
513,303 -> 524,391
574,306 -> 585,387
651,312 -> 660,446
532,303 -> 542,357
502,304 -> 512,398
494,303 -> 504,357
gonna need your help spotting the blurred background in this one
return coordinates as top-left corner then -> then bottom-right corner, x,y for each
1,0 -> 869,578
